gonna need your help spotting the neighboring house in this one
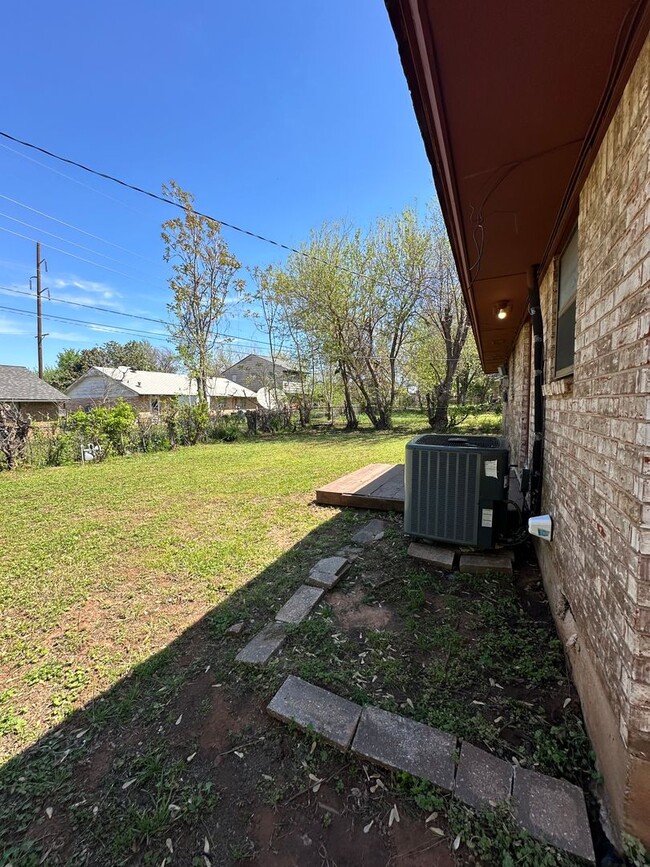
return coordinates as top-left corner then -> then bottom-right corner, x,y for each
0,365 -> 67,419
387,0 -> 649,847
220,354 -> 302,394
65,367 -> 258,413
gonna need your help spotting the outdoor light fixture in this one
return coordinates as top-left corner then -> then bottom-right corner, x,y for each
494,301 -> 511,320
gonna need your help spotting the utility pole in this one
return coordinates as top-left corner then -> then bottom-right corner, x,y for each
36,242 -> 45,378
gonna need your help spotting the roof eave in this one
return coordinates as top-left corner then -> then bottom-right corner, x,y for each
386,0 -> 484,362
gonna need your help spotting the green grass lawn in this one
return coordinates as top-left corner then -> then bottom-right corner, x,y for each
1,413 -> 594,867
0,426 -> 416,754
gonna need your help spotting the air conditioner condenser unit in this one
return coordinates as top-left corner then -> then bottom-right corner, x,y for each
404,434 -> 510,548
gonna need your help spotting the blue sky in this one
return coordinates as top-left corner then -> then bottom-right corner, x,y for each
0,0 -> 434,370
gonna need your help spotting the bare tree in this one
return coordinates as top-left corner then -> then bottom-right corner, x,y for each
0,404 -> 31,470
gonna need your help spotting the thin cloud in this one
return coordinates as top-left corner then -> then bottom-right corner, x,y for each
0,315 -> 27,335
87,324 -> 122,333
49,277 -> 123,301
45,330 -> 91,343
47,289 -> 124,310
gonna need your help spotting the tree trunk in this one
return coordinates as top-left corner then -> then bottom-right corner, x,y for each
429,385 -> 451,431
340,364 -> 358,430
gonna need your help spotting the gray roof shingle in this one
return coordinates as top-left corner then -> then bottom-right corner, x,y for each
0,365 -> 67,402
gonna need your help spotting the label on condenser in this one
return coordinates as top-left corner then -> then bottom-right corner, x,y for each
484,459 -> 498,479
481,508 -> 493,528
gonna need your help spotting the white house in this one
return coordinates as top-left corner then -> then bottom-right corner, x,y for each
65,367 -> 259,414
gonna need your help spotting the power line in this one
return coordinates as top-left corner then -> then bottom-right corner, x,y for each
0,129 -> 391,287
0,285 -> 273,349
0,209 -> 153,273
0,302 -> 170,342
0,139 -> 150,217
0,284 -> 167,325
0,224 -> 160,283
0,192 -> 158,263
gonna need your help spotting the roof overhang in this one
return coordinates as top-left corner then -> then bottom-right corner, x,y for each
386,0 -> 649,371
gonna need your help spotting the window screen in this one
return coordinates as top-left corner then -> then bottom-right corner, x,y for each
555,228 -> 578,376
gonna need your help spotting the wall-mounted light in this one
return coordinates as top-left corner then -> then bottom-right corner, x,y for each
494,301 -> 511,320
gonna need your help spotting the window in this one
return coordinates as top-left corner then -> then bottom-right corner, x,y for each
150,397 -> 160,414
555,227 -> 578,377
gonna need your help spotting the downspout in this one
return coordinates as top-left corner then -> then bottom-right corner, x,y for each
527,265 -> 544,516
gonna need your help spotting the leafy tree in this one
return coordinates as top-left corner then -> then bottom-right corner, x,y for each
44,340 -> 179,390
162,181 -> 244,402
279,222 -> 361,429
274,207 -> 435,430
43,348 -> 85,390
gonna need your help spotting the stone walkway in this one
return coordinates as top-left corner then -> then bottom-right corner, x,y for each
235,519 -> 595,863
266,674 -> 594,863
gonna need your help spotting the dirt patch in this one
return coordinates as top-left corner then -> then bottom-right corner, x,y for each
329,588 -> 401,631
248,794 -> 455,867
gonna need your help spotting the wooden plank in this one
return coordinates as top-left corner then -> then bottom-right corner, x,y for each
339,492 -> 404,512
355,464 -> 404,497
316,464 -> 396,506
316,463 -> 395,494
317,463 -> 405,511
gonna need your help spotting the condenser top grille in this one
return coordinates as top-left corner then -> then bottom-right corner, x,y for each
413,434 -> 508,450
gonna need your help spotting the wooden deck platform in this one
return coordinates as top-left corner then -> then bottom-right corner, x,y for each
315,463 -> 405,512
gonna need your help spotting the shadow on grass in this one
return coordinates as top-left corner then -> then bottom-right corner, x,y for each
0,508 -> 386,867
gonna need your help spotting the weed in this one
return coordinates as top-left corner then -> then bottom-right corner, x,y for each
448,801 -> 584,866
393,772 -> 448,813
623,833 -> 650,867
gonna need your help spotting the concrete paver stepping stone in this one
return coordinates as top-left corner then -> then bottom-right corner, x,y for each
267,675 -> 362,750
351,706 -> 456,791
352,519 -> 389,545
235,622 -> 288,666
512,767 -> 594,862
275,585 -> 325,624
408,541 -> 456,570
306,556 -> 351,590
458,551 -> 514,575
454,741 -> 513,810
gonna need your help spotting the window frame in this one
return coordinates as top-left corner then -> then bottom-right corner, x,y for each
554,225 -> 579,379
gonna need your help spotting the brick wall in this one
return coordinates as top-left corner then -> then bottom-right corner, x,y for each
18,401 -> 63,421
504,35 -> 649,843
503,321 -> 531,471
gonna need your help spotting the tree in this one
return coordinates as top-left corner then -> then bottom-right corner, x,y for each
0,404 -> 31,470
43,340 -> 179,391
418,214 -> 469,430
162,181 -> 244,403
245,265 -> 287,407
279,222 -> 361,429
43,348 -> 85,390
148,344 -> 180,373
274,207 -> 435,431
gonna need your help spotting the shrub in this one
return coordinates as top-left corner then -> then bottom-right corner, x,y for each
135,417 -> 171,453
210,415 -> 245,442
165,402 -> 210,446
35,427 -> 79,466
61,401 -> 138,457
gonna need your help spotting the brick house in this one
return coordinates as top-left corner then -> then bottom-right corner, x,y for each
386,0 -> 649,846
65,367 -> 259,414
0,364 -> 67,419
